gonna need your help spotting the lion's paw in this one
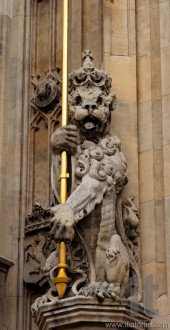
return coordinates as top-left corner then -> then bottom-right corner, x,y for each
79,281 -> 119,301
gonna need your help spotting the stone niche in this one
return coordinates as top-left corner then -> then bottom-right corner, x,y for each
24,51 -> 152,330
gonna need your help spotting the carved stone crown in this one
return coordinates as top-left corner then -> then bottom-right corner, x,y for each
69,50 -> 112,94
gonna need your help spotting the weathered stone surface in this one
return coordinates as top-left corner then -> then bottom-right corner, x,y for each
140,200 -> 156,265
138,101 -> 153,153
49,52 -> 137,298
137,0 -> 170,320
163,145 -> 170,197
105,234 -> 130,295
137,54 -> 152,103
35,296 -> 151,330
29,53 -> 142,329
1,0 -> 170,328
139,150 -> 154,203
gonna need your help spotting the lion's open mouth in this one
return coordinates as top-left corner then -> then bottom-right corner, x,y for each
82,116 -> 99,131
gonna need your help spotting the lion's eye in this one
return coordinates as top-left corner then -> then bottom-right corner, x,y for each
97,96 -> 103,105
75,96 -> 82,105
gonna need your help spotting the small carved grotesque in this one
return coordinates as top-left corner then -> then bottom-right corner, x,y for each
36,82 -> 51,101
29,51 -> 141,314
32,75 -> 61,110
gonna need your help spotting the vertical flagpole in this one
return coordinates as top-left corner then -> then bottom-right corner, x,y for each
53,0 -> 71,299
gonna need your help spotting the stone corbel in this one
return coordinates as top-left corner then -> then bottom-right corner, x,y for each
0,256 -> 15,273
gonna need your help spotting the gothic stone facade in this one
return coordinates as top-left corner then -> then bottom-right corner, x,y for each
0,0 -> 170,329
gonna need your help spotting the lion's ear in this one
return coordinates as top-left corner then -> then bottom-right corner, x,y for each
106,92 -> 117,112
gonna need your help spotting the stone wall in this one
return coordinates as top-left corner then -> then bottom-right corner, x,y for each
0,0 -> 30,329
103,0 -> 138,200
0,0 -> 170,329
137,0 -> 170,326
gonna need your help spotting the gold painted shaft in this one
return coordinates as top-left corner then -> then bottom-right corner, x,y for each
61,0 -> 69,129
59,241 -> 66,264
60,151 -> 68,203
54,0 -> 70,300
60,0 -> 69,205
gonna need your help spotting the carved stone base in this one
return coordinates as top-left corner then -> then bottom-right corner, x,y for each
36,296 -> 152,330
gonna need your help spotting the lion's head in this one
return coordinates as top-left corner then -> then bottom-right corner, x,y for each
68,50 -> 117,138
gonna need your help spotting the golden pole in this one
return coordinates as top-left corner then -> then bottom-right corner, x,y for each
60,0 -> 69,205
53,0 -> 71,299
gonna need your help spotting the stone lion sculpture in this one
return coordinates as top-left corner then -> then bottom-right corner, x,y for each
47,50 -> 140,300
29,51 -> 141,319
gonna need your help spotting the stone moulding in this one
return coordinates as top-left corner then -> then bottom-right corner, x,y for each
0,256 -> 15,273
36,296 -> 152,330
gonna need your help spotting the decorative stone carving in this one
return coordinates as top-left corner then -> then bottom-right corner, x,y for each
105,234 -> 130,296
116,197 -> 141,300
24,204 -> 93,294
31,68 -> 62,112
29,68 -> 62,207
26,51 -> 142,321
24,203 -> 56,286
33,79 -> 58,108
25,203 -> 52,234
68,50 -> 117,139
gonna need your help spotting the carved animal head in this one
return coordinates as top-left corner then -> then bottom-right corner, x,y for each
106,247 -> 120,263
69,50 -> 117,138
36,82 -> 52,102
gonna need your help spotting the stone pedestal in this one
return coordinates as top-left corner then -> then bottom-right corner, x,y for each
35,296 -> 152,330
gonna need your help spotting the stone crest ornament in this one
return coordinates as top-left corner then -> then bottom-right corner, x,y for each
25,51 -> 143,324
24,203 -> 55,286
31,68 -> 62,113
33,79 -> 59,108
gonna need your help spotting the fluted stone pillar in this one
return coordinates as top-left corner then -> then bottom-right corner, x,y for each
0,0 -> 32,329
